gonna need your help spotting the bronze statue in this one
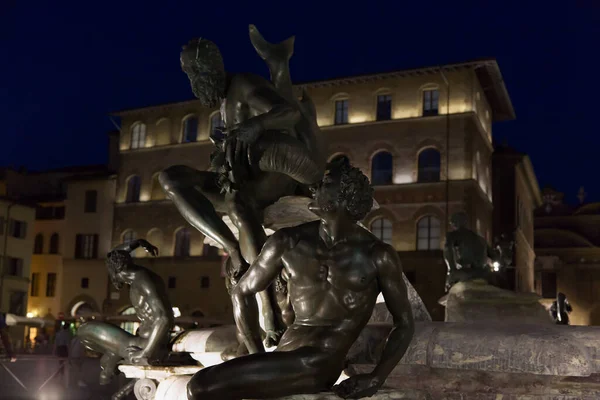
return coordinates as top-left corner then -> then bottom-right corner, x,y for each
443,212 -> 500,291
186,158 -> 415,400
550,292 -> 572,325
77,239 -> 174,385
159,25 -> 325,353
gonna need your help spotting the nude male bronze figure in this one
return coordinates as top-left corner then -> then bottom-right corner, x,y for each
159,25 -> 325,352
444,212 -> 500,291
186,158 -> 415,400
77,239 -> 174,385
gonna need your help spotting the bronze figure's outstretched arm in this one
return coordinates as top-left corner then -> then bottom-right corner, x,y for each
231,230 -> 293,354
111,238 -> 158,256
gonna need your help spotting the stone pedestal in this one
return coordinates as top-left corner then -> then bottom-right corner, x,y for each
441,279 -> 553,324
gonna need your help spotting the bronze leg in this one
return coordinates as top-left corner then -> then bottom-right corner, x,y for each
187,347 -> 342,400
159,166 -> 244,267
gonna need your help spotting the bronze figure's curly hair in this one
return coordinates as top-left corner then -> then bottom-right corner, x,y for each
313,157 -> 373,221
106,250 -> 132,290
180,38 -> 226,107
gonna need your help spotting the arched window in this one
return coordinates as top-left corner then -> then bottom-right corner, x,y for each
174,227 -> 191,257
126,175 -> 141,203
417,216 -> 441,250
182,116 -> 198,143
130,123 -> 146,149
371,151 -> 393,185
49,233 -> 59,254
210,112 -> 225,138
150,173 -> 165,201
370,218 -> 393,244
33,234 -> 43,254
329,154 -> 349,165
147,228 -> 164,253
122,230 -> 136,245
418,148 -> 441,182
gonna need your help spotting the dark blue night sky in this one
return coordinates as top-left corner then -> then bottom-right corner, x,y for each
1,2 -> 598,202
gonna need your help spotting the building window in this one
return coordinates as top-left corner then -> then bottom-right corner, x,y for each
174,228 -> 191,257
34,233 -> 44,254
126,175 -> 141,203
123,230 -> 136,246
370,218 -> 393,244
120,307 -> 139,335
9,219 -> 27,238
81,278 -> 89,289
540,271 -> 557,299
75,234 -> 98,259
131,123 -> 146,149
417,216 -> 441,250
84,190 -> 98,213
7,257 -> 24,277
201,276 -> 210,288
30,273 -> 40,297
49,233 -> 59,254
376,94 -> 392,121
36,206 -> 65,220
9,291 -> 26,316
417,148 -> 441,182
46,273 -> 57,297
54,206 -> 65,219
168,276 -> 176,289
334,99 -> 349,125
202,244 -> 219,258
182,116 -> 199,143
422,89 -> 439,116
371,151 -> 393,185
210,112 -> 225,138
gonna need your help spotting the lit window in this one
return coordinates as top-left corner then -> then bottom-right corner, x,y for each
123,230 -> 136,245
423,89 -> 439,116
174,228 -> 191,257
334,99 -> 349,125
376,94 -> 392,121
417,148 -> 441,182
417,216 -> 441,250
131,123 -> 146,149
371,151 -> 393,185
126,176 -> 141,203
182,116 -> 198,143
370,218 -> 393,245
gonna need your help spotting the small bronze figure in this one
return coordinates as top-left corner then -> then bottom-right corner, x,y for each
186,158 -> 415,400
160,25 -> 325,353
550,292 -> 572,325
444,212 -> 499,291
77,239 -> 174,385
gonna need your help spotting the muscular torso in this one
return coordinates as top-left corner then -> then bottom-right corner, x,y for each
128,269 -> 173,338
276,223 -> 379,353
222,73 -> 317,207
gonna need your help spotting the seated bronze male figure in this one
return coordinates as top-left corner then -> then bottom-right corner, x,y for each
77,239 -> 174,385
187,158 -> 415,400
159,25 -> 325,352
444,212 -> 499,291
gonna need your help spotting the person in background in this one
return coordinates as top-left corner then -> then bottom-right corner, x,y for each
54,324 -> 72,381
69,334 -> 88,387
550,292 -> 573,325
0,313 -> 16,362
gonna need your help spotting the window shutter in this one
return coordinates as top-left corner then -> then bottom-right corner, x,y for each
75,234 -> 82,258
92,234 -> 99,259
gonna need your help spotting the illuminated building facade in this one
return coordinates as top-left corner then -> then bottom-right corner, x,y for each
111,58 -> 514,320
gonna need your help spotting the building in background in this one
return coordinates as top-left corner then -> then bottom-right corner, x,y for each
0,195 -> 35,347
534,187 -> 600,326
111,58 -> 513,320
1,161 -> 116,343
492,143 -> 542,293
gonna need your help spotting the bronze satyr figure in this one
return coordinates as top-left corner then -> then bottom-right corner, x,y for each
159,25 -> 325,354
443,212 -> 499,291
77,239 -> 174,385
186,158 -> 415,400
